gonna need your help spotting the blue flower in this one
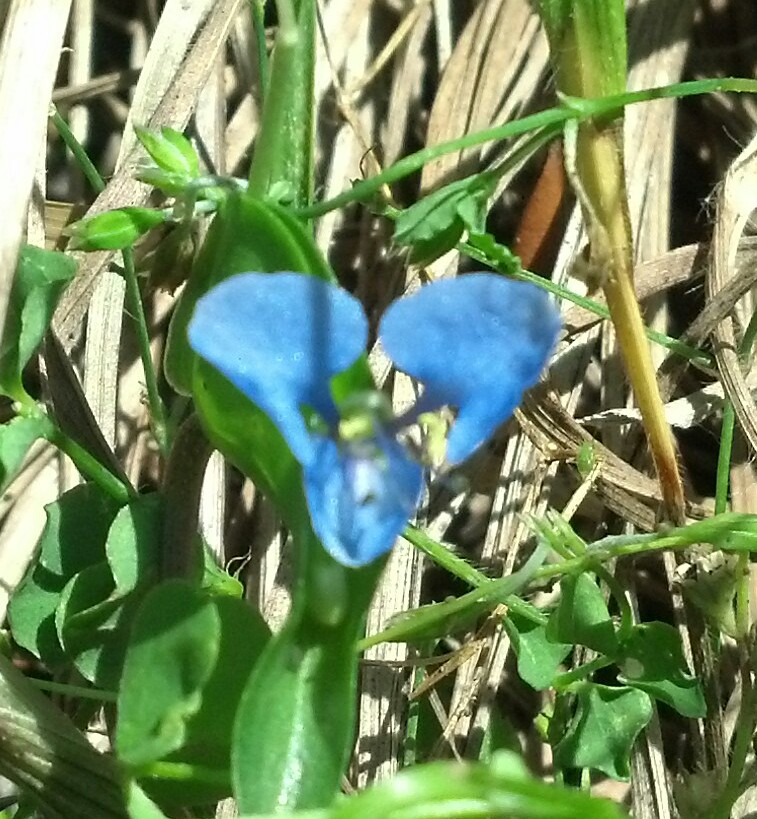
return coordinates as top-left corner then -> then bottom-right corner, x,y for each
188,272 -> 561,567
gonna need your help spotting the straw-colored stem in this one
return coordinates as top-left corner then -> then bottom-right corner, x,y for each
573,121 -> 685,523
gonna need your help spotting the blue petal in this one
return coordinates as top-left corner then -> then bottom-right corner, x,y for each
304,434 -> 423,567
379,274 -> 561,464
188,273 -> 368,466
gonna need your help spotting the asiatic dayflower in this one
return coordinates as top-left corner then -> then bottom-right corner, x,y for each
188,272 -> 561,568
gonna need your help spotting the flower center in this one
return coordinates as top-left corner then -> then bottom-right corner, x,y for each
336,390 -> 393,443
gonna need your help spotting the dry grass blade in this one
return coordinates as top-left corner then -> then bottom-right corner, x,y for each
708,133 -> 757,455
0,0 -> 71,343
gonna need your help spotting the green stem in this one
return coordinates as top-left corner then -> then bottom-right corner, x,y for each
715,305 -> 757,515
296,78 -> 757,220
715,401 -> 735,516
50,105 -> 169,456
23,406 -> 134,504
122,246 -> 169,454
710,305 -> 757,819
368,514 -> 757,649
251,0 -> 270,99
247,0 -> 315,206
403,525 -> 547,626
50,106 -> 103,192
160,413 -> 212,581
48,429 -> 132,502
709,673 -> 757,819
554,655 -> 614,690
139,761 -> 229,787
30,678 -> 117,703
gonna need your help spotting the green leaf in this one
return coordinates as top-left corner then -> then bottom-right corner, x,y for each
554,683 -> 652,779
139,594 -> 270,806
232,575 -> 368,810
617,622 -> 706,718
105,494 -> 163,594
678,553 -> 740,637
134,125 -> 199,178
177,595 -> 269,761
8,483 -> 121,664
55,561 -> 134,688
180,193 -> 372,531
116,581 -> 220,769
547,572 -> 618,656
393,175 -> 496,265
104,492 -> 229,598
504,610 -> 572,690
0,414 -> 48,493
66,207 -> 166,251
126,781 -> 169,819
0,245 -> 76,398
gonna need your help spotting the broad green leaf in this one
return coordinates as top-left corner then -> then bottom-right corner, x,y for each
134,125 -> 199,178
116,581 -> 219,769
393,175 -> 496,265
104,492 -> 235,599
193,367 -> 307,528
617,622 -> 706,718
66,207 -> 166,251
547,572 -> 618,656
181,193 -> 371,532
554,683 -> 652,779
139,594 -> 270,806
176,596 -> 268,761
0,245 -> 76,398
0,414 -> 48,493
504,610 -> 571,690
232,520 -> 384,813
55,561 -> 134,688
8,483 -> 121,664
105,494 -> 163,594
